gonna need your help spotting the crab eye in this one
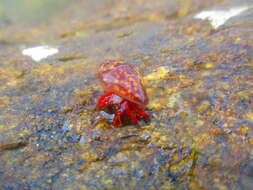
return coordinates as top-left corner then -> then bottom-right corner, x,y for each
113,95 -> 122,103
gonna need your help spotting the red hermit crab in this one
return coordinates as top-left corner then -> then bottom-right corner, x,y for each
97,60 -> 149,127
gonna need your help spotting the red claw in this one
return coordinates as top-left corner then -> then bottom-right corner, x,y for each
97,60 -> 149,127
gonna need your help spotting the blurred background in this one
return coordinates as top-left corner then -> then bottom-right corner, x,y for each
0,0 -> 69,26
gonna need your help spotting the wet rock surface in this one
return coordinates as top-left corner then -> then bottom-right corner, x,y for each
0,0 -> 253,189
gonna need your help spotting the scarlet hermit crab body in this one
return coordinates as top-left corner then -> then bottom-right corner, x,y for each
97,60 -> 149,127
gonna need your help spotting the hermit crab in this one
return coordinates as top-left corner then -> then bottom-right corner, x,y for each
97,60 -> 149,127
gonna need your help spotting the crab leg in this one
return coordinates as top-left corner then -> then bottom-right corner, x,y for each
125,102 -> 139,124
113,100 -> 126,127
130,103 -> 149,118
113,112 -> 123,126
